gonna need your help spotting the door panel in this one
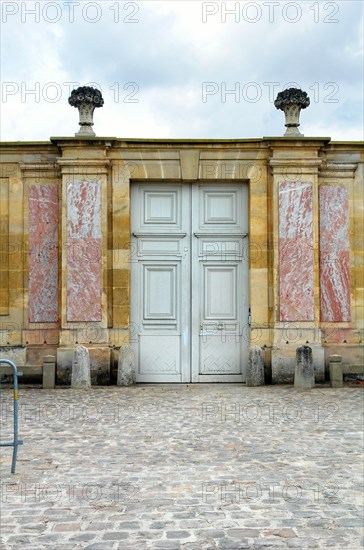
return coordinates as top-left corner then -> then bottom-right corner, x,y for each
131,183 -> 248,383
139,335 -> 181,375
200,335 -> 241,375
196,185 -> 245,232
143,264 -> 177,323
204,266 -> 237,319
131,184 -> 190,382
191,185 -> 248,382
140,189 -> 181,227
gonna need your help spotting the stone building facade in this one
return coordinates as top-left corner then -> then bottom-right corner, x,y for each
0,134 -> 363,384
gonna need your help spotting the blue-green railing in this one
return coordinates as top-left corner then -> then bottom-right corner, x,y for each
0,359 -> 23,473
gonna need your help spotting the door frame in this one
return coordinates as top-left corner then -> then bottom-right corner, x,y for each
130,181 -> 250,383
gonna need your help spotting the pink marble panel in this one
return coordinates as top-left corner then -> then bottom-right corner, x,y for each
279,182 -> 314,321
319,186 -> 351,322
67,180 -> 102,322
67,180 -> 101,238
29,185 -> 59,322
67,238 -> 102,322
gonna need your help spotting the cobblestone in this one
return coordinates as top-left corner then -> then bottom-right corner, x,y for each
102,532 -> 129,540
0,383 -> 363,549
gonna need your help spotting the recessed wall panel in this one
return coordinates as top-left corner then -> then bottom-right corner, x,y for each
29,185 -> 59,322
279,182 -> 314,321
67,180 -> 102,322
319,186 -> 351,321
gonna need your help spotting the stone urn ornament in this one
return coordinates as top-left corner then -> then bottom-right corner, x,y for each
274,88 -> 310,136
68,86 -> 104,137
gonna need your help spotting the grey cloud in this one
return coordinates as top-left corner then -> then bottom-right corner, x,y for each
0,0 -> 362,140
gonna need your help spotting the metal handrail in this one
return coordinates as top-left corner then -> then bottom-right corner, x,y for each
0,359 -> 23,473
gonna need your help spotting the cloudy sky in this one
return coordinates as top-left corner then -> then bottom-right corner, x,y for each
1,0 -> 363,141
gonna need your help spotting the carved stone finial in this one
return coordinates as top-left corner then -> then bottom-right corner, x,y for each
68,86 -> 104,137
274,88 -> 310,137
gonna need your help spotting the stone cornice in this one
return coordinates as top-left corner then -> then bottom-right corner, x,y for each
264,137 -> 331,146
269,159 -> 323,167
19,162 -> 60,178
57,159 -> 110,166
269,158 -> 322,176
20,162 -> 58,171
56,159 -> 110,176
319,162 -> 358,179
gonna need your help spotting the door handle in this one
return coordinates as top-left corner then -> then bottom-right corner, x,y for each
217,322 -> 224,330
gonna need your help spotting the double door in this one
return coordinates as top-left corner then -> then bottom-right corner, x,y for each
131,183 -> 249,382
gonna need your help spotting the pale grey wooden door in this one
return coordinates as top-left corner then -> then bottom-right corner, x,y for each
131,184 -> 190,382
131,183 -> 248,382
191,185 -> 248,382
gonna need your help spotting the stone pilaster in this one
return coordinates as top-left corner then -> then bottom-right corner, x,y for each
54,138 -> 112,384
108,160 -> 131,348
318,157 -> 361,367
267,138 -> 327,383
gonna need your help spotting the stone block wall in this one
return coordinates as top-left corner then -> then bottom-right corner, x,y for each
0,137 -> 362,383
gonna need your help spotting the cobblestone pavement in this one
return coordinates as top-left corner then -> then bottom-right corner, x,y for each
0,383 -> 363,550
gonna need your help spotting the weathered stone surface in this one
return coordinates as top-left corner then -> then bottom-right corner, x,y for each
246,346 -> 265,386
71,345 -> 91,388
329,354 -> 343,389
25,347 -> 57,367
272,345 -> 324,384
324,345 -> 363,371
0,176 -> 9,317
56,348 -> 73,384
0,347 -> 26,367
274,88 -> 310,136
57,347 -> 110,385
68,86 -> 104,137
294,346 -> 314,390
117,345 -> 135,386
42,355 -> 56,389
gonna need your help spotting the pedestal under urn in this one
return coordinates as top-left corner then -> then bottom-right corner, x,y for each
274,88 -> 310,136
68,86 -> 104,137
